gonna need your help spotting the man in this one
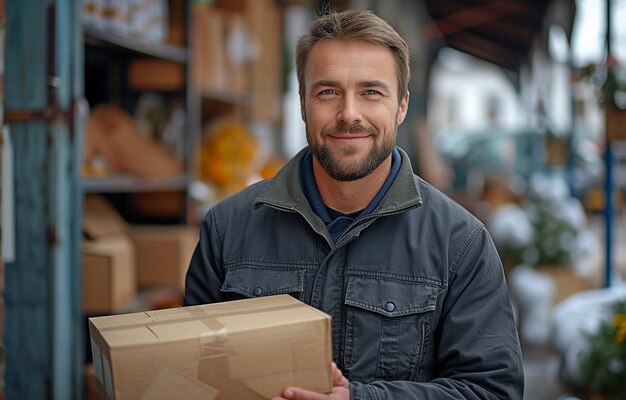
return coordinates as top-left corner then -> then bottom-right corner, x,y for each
184,8 -> 524,400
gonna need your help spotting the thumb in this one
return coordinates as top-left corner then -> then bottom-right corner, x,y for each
331,363 -> 349,388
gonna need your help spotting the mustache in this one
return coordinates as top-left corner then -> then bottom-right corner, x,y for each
322,122 -> 378,136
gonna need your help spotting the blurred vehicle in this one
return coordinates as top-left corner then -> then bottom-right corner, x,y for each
435,128 -> 606,202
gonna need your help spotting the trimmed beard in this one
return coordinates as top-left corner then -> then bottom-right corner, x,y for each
306,121 -> 397,182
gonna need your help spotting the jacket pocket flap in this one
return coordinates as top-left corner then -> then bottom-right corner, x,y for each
221,266 -> 304,297
345,276 -> 439,317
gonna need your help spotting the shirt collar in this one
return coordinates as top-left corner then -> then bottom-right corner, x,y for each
300,148 -> 402,223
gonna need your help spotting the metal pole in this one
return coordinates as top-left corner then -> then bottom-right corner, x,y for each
604,0 -> 614,287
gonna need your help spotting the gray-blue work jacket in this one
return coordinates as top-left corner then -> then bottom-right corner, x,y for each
184,147 -> 524,399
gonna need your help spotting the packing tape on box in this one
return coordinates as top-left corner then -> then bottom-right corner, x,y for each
195,318 -> 261,399
198,318 -> 231,360
94,301 -> 303,338
200,318 -> 229,342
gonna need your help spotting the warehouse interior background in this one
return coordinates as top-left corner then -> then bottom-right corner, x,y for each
1,0 -> 626,399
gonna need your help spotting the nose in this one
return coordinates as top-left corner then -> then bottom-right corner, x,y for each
338,96 -> 362,125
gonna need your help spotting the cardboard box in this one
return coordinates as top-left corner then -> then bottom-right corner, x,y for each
133,191 -> 186,218
535,265 -> 594,305
89,295 -> 332,400
84,104 -> 184,177
128,59 -> 185,91
86,362 -> 101,400
83,195 -> 128,240
82,195 -> 137,313
606,107 -> 626,142
191,5 -> 226,92
83,235 -> 137,314
167,0 -> 186,46
128,225 -> 197,291
246,0 -> 282,122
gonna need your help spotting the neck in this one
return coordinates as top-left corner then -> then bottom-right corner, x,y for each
312,156 -> 392,214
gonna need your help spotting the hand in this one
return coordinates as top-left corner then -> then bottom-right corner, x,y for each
271,363 -> 350,400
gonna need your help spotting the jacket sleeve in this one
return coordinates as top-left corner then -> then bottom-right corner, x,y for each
183,208 -> 227,306
350,226 -> 524,399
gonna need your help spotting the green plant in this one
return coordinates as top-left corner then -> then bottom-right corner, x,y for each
577,300 -> 626,400
578,55 -> 626,109
489,173 -> 594,270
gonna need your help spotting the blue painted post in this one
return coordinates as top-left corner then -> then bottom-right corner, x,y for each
4,1 -> 53,398
4,1 -> 83,399
604,145 -> 614,287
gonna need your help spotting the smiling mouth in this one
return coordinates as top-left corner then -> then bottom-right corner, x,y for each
329,133 -> 369,139
328,134 -> 370,141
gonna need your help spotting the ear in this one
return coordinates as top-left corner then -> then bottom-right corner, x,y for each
397,90 -> 409,125
300,95 -> 306,122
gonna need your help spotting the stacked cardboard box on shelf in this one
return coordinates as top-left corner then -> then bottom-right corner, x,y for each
245,0 -> 282,122
82,195 -> 199,312
82,195 -> 137,314
128,224 -> 197,292
128,59 -> 185,91
89,295 -> 332,400
190,0 -> 282,122
83,104 -> 184,178
191,4 -> 244,95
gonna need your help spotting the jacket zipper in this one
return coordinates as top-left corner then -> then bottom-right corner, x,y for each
335,203 -> 421,245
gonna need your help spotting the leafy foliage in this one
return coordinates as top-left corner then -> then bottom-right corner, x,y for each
489,173 -> 593,270
577,300 -> 626,400
578,56 -> 626,109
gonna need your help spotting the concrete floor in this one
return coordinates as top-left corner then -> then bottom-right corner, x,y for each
523,346 -> 568,400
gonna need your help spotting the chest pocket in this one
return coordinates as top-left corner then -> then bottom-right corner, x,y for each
343,275 -> 440,383
220,265 -> 305,300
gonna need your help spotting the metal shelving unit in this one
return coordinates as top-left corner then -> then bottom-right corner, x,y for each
81,18 -> 192,222
81,174 -> 188,193
83,26 -> 187,63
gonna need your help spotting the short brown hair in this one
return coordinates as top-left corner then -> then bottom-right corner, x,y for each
295,9 -> 410,101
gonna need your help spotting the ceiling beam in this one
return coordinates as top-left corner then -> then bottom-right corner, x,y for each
422,0 -> 543,40
445,30 -> 525,71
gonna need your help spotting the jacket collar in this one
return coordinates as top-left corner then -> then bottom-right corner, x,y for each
252,146 -> 422,216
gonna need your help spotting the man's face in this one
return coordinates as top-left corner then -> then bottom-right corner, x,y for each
301,39 -> 409,181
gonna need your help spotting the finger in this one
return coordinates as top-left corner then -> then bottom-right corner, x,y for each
330,386 -> 350,399
280,387 -> 328,400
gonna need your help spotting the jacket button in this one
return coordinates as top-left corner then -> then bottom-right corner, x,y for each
253,287 -> 263,296
385,302 -> 395,312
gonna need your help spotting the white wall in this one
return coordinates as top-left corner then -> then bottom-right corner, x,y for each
282,6 -> 311,157
428,48 -> 525,138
